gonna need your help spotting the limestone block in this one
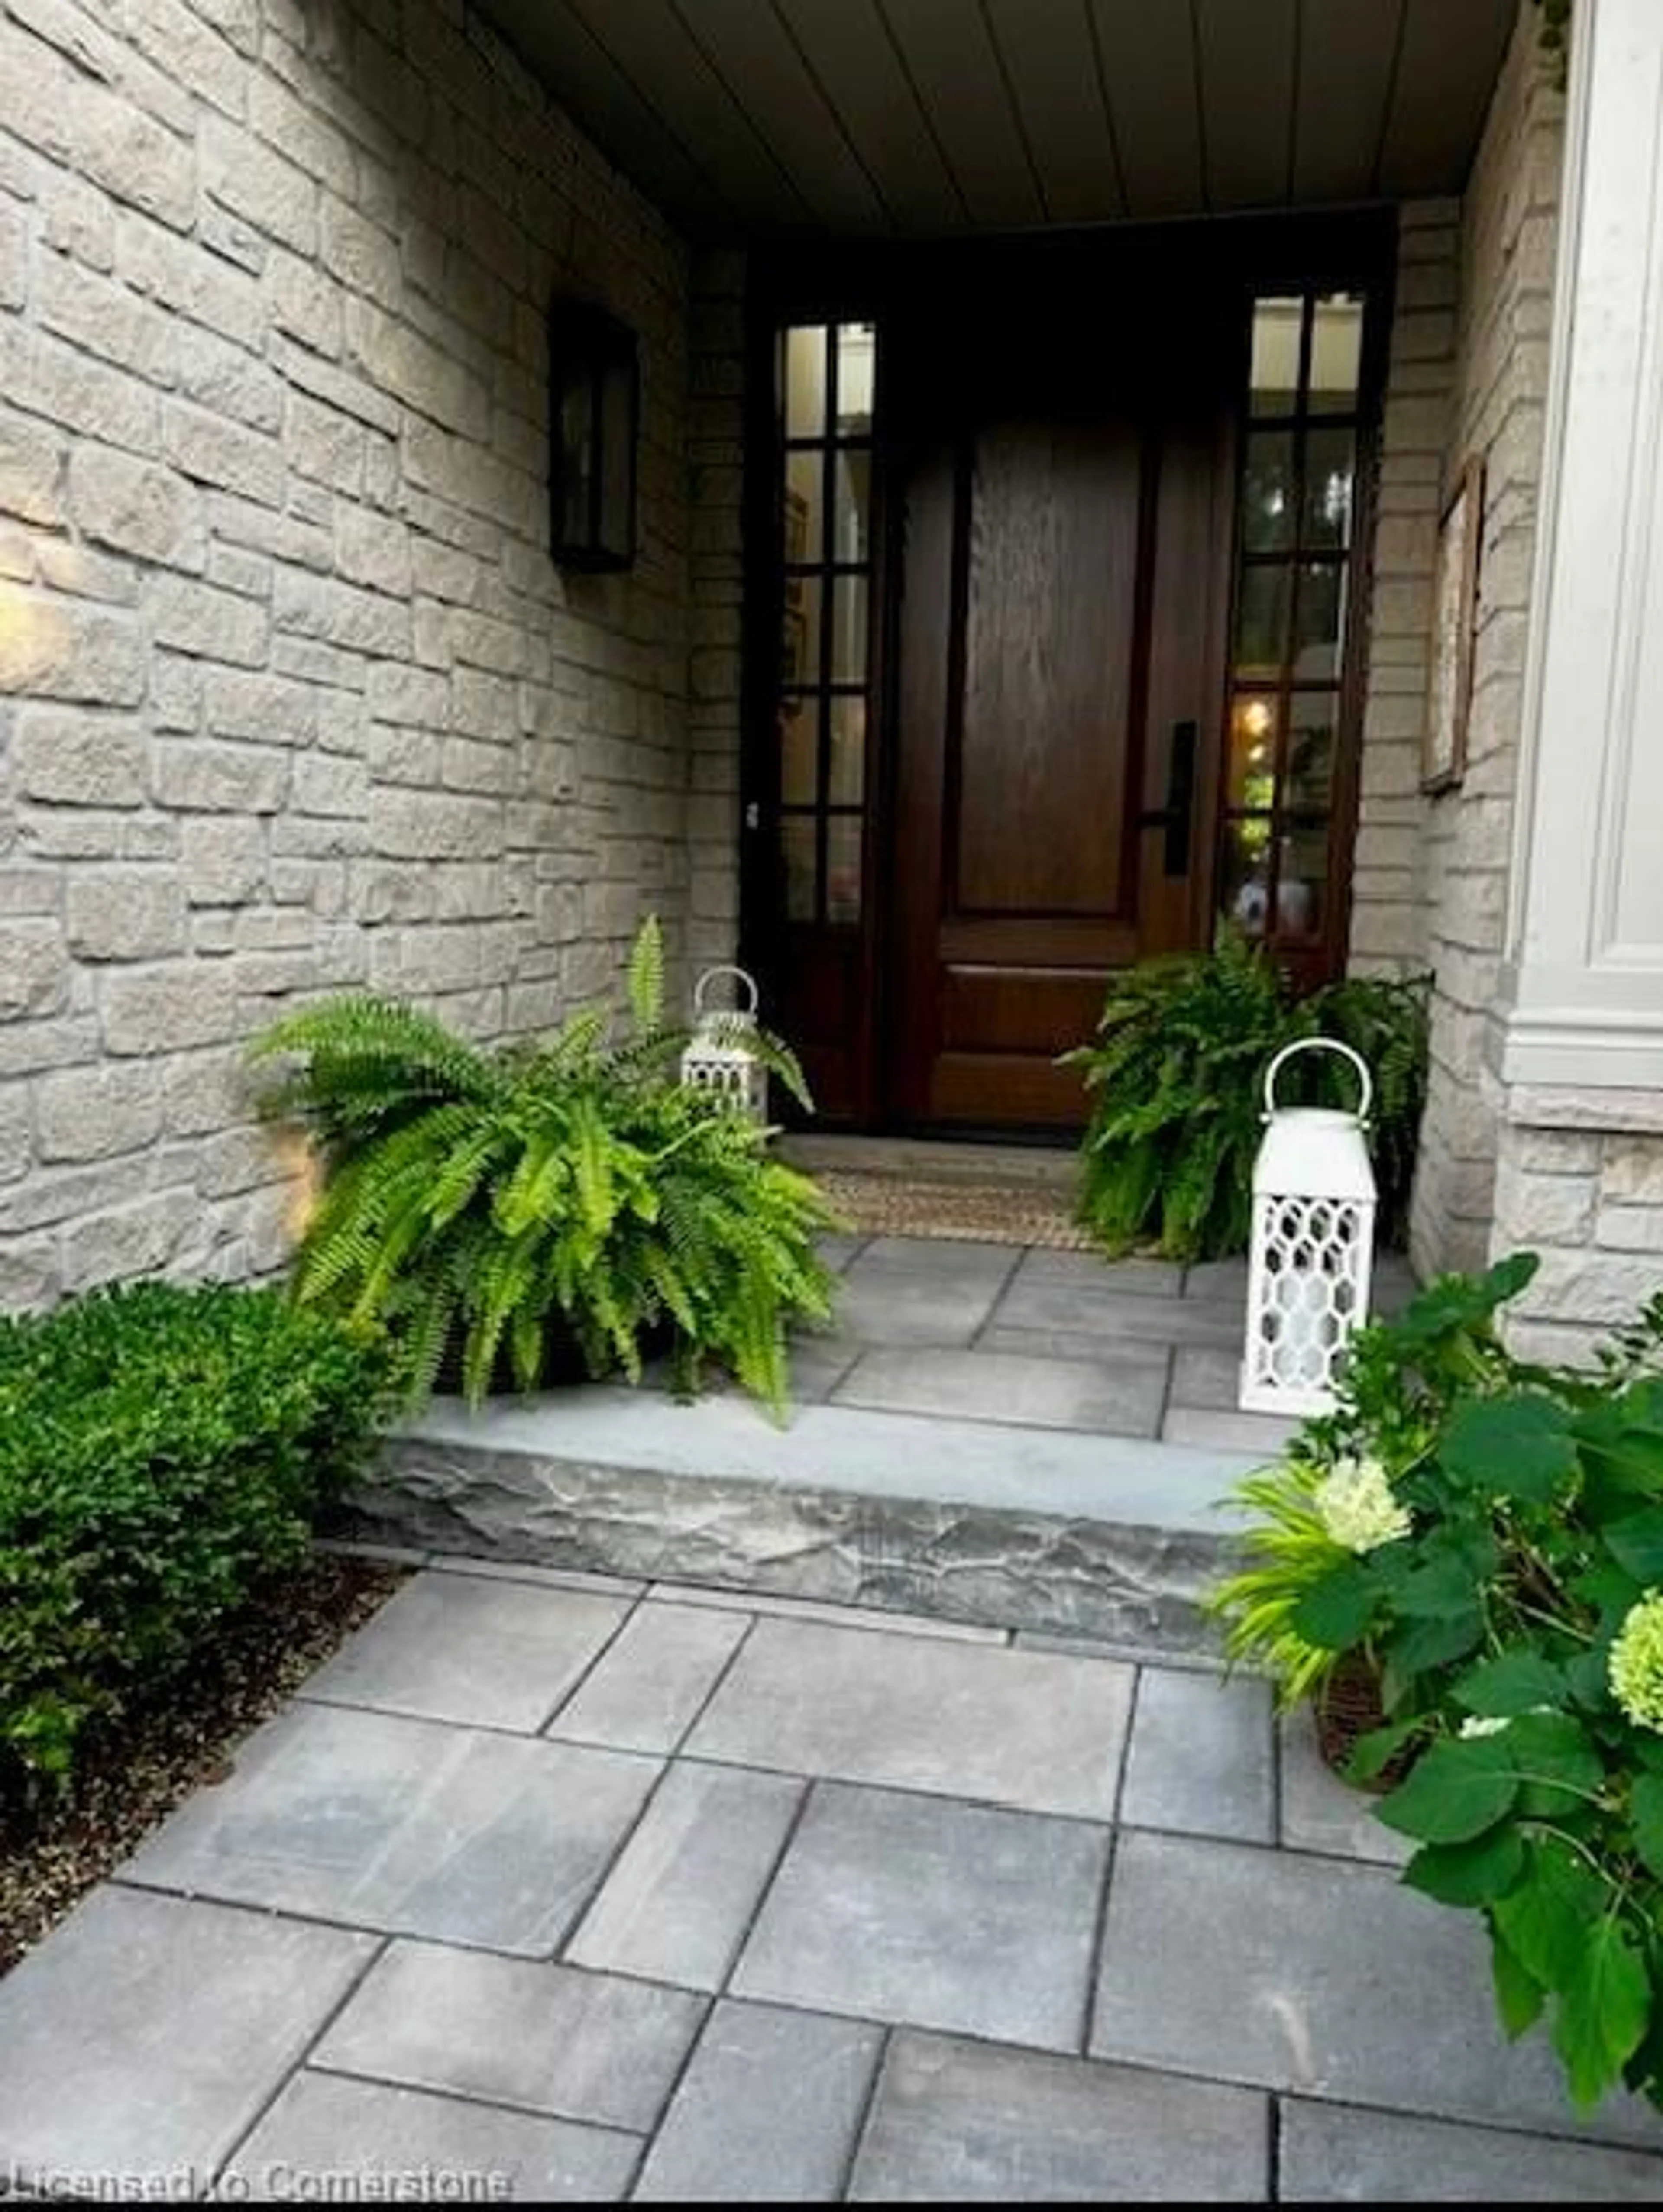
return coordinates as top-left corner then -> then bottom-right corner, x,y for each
149,573 -> 269,667
180,814 -> 264,903
13,711 -> 147,804
152,738 -> 288,814
162,399 -> 284,507
0,415 -> 65,526
100,962 -> 239,1053
1602,1138 -> 1663,1206
35,1061 -> 164,1161
68,441 -> 201,568
0,920 -> 68,1020
273,569 -> 410,657
200,113 -> 315,254
0,602 -> 146,706
66,868 -> 187,960
59,1188 -> 200,1291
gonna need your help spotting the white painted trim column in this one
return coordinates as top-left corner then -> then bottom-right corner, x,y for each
1498,0 -> 1663,1093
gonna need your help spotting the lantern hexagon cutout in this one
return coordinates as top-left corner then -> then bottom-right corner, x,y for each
1240,1038 -> 1377,1418
680,965 -> 768,1125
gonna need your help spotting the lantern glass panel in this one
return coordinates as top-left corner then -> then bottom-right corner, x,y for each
549,306 -> 638,571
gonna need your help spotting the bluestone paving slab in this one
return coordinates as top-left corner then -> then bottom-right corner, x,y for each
1119,1667 -> 1275,1842
298,1569 -> 631,1731
633,1999 -> 882,2202
1277,1709 -> 1411,1866
0,1887 -> 376,2187
312,1941 -> 703,2133
830,1257 -> 1012,1348
1279,2097 -> 1663,2201
732,1780 -> 1108,2051
123,1702 -> 660,1956
1091,1830 -> 1663,2148
647,1581 -> 1007,1643
815,1232 -> 867,1272
830,1343 -> 1168,1437
686,1616 -> 1132,1818
1006,1247 -> 1184,1299
1182,1258 -> 1250,1302
565,1760 -> 804,1991
1169,1342 -> 1248,1412
853,1234 -> 1019,1275
848,2031 -> 1270,2202
988,1276 -> 1245,1348
224,2070 -> 637,2201
547,1600 -> 749,1754
1161,1403 -> 1300,1453
430,1556 -> 647,1598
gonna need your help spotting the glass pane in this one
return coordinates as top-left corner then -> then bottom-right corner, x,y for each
784,325 -> 828,439
780,696 -> 817,806
828,693 -> 865,805
1276,820 -> 1328,940
831,447 -> 871,565
1227,693 -> 1279,810
828,575 -> 867,683
558,372 -> 595,542
835,323 -> 877,436
1235,565 -> 1289,677
1292,562 -> 1346,683
1242,432 -> 1296,552
780,815 -> 818,922
826,816 -> 863,925
1302,428 -> 1355,549
1222,816 -> 1275,940
1250,296 -> 1304,416
783,573 -> 821,687
1310,294 -> 1363,410
784,448 -> 823,566
1286,691 -> 1338,810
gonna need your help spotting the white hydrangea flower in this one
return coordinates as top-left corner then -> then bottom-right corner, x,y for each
1313,1454 -> 1411,1553
1458,1715 -> 1510,1739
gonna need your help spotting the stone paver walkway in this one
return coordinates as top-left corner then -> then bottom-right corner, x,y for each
5,1559 -> 1663,2201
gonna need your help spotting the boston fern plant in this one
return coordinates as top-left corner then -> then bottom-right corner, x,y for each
251,919 -> 838,1416
1061,930 -> 1428,1261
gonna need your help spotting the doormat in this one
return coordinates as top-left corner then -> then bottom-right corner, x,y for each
815,1169 -> 1095,1252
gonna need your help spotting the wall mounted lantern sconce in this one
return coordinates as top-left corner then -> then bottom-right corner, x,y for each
549,302 -> 639,572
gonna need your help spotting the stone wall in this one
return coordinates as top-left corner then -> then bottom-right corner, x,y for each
0,0 -> 696,1305
1408,10 -> 1564,1279
1348,202 -> 1459,981
685,249 -> 744,985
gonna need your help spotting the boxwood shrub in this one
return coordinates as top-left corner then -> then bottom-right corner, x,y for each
0,1280 -> 395,1793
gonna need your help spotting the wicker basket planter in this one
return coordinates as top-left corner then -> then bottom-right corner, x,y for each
1313,1650 -> 1419,1792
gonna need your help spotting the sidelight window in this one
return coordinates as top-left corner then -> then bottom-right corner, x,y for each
776,322 -> 876,928
1222,291 -> 1365,966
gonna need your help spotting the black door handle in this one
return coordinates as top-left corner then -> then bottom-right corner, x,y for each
1139,719 -> 1197,878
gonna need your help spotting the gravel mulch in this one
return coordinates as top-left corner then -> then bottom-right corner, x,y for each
0,1551 -> 408,1979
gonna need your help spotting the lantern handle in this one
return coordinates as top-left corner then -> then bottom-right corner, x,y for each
1262,1037 -> 1373,1124
692,963 -> 760,1021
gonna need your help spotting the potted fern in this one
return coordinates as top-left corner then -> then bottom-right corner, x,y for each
1061,930 -> 1428,1260
251,919 -> 838,1415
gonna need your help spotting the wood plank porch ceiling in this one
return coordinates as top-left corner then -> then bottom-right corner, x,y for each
476,0 -> 1518,240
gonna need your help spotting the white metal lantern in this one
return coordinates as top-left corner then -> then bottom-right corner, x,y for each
679,963 -> 768,1124
1240,1037 -> 1377,1418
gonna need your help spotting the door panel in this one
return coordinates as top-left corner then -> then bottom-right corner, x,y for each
956,417 -> 1143,920
887,312 -> 1231,1130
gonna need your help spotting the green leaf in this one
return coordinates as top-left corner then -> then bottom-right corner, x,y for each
1456,1650 -> 1567,1717
1376,1736 -> 1518,1844
1502,1712 -> 1605,1816
1441,1393 -> 1577,1504
1404,1825 -> 1526,1908
1490,1925 -> 1547,2041
1632,1773 -> 1663,1883
1289,1558 -> 1381,1650
1384,1607 -> 1487,1678
1553,1917 -> 1652,2110
1493,1843 -> 1604,1993
1395,1547 -> 1486,1618
1603,1508 -> 1663,1585
1344,1715 -> 1424,1785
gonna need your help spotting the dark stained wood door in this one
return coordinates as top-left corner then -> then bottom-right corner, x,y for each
885,296 -> 1235,1129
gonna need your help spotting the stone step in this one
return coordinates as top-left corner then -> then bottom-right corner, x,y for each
339,1388 -> 1264,1657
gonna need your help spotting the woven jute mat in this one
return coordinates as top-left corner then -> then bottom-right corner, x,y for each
815,1168 -> 1094,1251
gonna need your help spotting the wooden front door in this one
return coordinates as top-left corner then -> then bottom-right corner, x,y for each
884,291 -> 1235,1128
